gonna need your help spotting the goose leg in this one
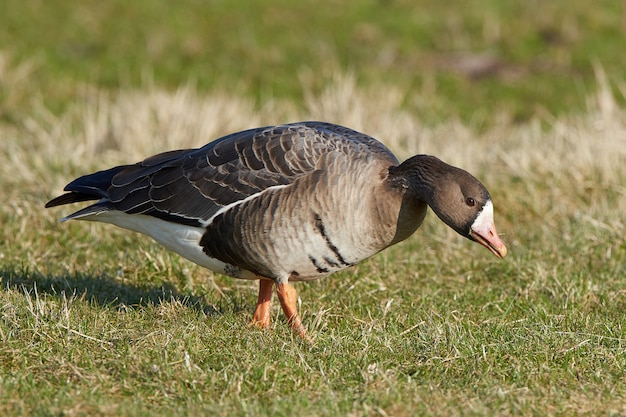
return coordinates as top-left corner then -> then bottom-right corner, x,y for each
250,279 -> 274,328
276,282 -> 309,341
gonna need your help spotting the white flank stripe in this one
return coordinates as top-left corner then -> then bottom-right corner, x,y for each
199,184 -> 288,227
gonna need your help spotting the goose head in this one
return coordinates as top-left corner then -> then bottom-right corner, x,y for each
390,155 -> 507,258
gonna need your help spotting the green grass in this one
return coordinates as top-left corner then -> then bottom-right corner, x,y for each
2,210 -> 626,415
2,1 -> 626,415
1,0 -> 625,123
2,84 -> 626,415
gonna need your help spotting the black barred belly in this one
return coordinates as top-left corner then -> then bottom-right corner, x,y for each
199,189 -> 356,282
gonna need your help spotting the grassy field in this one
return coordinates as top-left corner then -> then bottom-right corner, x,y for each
2,2 -> 626,416
2,0 -> 625,122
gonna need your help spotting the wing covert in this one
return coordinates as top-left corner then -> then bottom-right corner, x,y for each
65,122 -> 398,227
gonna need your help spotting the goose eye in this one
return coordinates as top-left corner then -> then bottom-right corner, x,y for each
465,197 -> 476,207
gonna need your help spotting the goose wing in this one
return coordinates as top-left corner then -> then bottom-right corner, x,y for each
47,121 -> 398,227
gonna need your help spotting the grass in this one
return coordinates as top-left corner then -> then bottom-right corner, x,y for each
2,216 -> 626,415
1,0 -> 625,123
1,64 -> 626,415
1,2 -> 626,415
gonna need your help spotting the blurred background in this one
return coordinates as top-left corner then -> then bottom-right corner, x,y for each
2,0 -> 624,125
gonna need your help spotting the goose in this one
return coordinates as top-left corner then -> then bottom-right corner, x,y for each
46,121 -> 507,339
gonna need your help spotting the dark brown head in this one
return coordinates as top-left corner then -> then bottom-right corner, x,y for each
389,155 -> 507,258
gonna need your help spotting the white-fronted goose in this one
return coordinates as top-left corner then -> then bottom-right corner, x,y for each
46,121 -> 507,339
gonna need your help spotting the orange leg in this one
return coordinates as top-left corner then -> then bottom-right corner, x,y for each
250,279 -> 274,328
276,282 -> 310,341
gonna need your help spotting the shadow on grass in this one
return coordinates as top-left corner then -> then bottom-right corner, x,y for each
0,265 -> 251,318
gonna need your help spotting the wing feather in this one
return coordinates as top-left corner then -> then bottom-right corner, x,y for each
47,122 -> 399,227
